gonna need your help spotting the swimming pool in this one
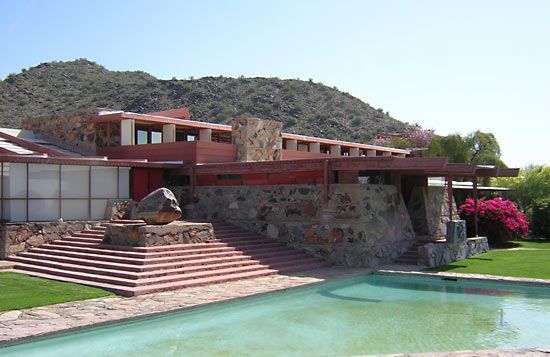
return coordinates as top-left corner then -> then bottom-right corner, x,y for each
2,274 -> 550,356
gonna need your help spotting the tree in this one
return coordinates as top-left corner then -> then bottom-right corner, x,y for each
427,134 -> 472,163
468,130 -> 506,167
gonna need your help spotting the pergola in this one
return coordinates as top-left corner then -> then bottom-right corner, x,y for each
178,156 -> 518,237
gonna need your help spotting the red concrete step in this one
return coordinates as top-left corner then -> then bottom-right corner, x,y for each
131,268 -> 277,296
16,250 -> 256,273
72,232 -> 105,238
36,243 -> 240,259
61,236 -> 103,244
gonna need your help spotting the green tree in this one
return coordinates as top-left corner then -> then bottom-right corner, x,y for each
468,130 -> 506,167
427,134 -> 472,163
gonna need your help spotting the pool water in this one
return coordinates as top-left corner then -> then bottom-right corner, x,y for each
2,274 -> 550,356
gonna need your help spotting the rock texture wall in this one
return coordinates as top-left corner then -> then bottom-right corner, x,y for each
184,184 -> 415,267
0,221 -> 102,258
21,109 -> 99,156
418,237 -> 489,267
103,221 -> 214,247
426,186 -> 460,239
231,116 -> 282,162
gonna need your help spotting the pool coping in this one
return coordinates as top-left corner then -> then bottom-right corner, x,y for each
1,265 -> 550,356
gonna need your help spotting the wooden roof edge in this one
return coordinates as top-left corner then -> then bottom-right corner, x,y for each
0,154 -> 180,168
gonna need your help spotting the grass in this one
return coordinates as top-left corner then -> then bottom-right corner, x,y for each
507,240 -> 550,249
0,272 -> 113,312
425,249 -> 550,280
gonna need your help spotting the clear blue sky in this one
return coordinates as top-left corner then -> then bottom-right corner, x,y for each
1,0 -> 549,168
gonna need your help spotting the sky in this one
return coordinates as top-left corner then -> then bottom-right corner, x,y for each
0,0 -> 549,168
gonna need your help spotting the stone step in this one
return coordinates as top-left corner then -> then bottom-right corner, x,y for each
0,261 -> 16,271
61,236 -> 104,244
212,239 -> 283,247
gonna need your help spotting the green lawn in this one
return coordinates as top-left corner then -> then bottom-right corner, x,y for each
425,249 -> 550,280
508,240 -> 550,249
0,272 -> 113,312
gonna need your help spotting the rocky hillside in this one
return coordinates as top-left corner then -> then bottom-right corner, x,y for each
0,59 -> 406,142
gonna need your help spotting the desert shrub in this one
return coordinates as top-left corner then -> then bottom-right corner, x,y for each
460,197 -> 529,245
532,197 -> 550,238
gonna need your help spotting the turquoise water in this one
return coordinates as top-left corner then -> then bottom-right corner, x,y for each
2,274 -> 550,356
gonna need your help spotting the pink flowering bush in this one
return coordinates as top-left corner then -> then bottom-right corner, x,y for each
459,198 -> 529,245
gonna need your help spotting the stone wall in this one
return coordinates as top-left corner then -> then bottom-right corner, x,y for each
418,237 -> 489,267
231,116 -> 282,162
21,109 -> 98,156
0,221 -> 103,258
426,186 -> 460,239
103,221 -> 214,247
184,184 -> 416,268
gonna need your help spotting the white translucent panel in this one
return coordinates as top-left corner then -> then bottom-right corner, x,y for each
118,168 -> 130,199
151,131 -> 162,144
136,130 -> 148,145
90,166 -> 117,198
61,165 -> 89,198
28,164 -> 60,198
7,163 -> 27,198
28,200 -> 60,221
2,200 -> 27,222
91,199 -> 108,220
61,200 -> 89,220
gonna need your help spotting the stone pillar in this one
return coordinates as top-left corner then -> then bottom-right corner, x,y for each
162,124 -> 176,143
286,139 -> 298,151
309,142 -> 320,153
120,119 -> 135,146
349,147 -> 360,157
366,149 -> 377,157
231,116 -> 283,162
330,145 -> 341,156
396,153 -> 406,158
199,128 -> 212,142
382,151 -> 392,157
446,220 -> 466,244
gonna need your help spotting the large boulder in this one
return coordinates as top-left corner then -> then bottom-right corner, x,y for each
135,188 -> 182,224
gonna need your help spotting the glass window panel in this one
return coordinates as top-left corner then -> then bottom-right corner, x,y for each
7,163 -> 27,198
90,199 -> 108,220
28,199 -> 60,221
90,166 -> 117,198
29,164 -> 59,198
151,131 -> 162,143
61,165 -> 89,198
3,199 -> 26,221
136,130 -> 148,145
118,168 -> 130,199
61,199 -> 89,220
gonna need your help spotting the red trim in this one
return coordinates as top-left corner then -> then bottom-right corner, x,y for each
0,154 -> 180,168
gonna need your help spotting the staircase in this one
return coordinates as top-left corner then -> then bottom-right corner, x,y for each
7,220 -> 331,296
394,239 -> 427,265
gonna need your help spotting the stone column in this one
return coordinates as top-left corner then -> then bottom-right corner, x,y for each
366,149 -> 377,157
286,139 -> 298,151
330,145 -> 341,156
162,124 -> 176,143
199,128 -> 212,142
120,119 -> 135,146
396,153 -> 406,158
231,116 -> 283,162
309,142 -> 320,153
349,147 -> 360,157
382,151 -> 392,157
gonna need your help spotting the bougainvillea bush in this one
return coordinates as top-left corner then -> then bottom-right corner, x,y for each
459,198 -> 529,245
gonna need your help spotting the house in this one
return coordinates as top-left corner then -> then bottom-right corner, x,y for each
0,108 -> 518,270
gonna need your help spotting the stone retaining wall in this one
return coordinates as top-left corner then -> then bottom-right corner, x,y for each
0,221 -> 103,258
184,184 -> 416,268
418,237 -> 489,267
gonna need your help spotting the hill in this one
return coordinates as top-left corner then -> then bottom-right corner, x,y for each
0,59 -> 406,142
